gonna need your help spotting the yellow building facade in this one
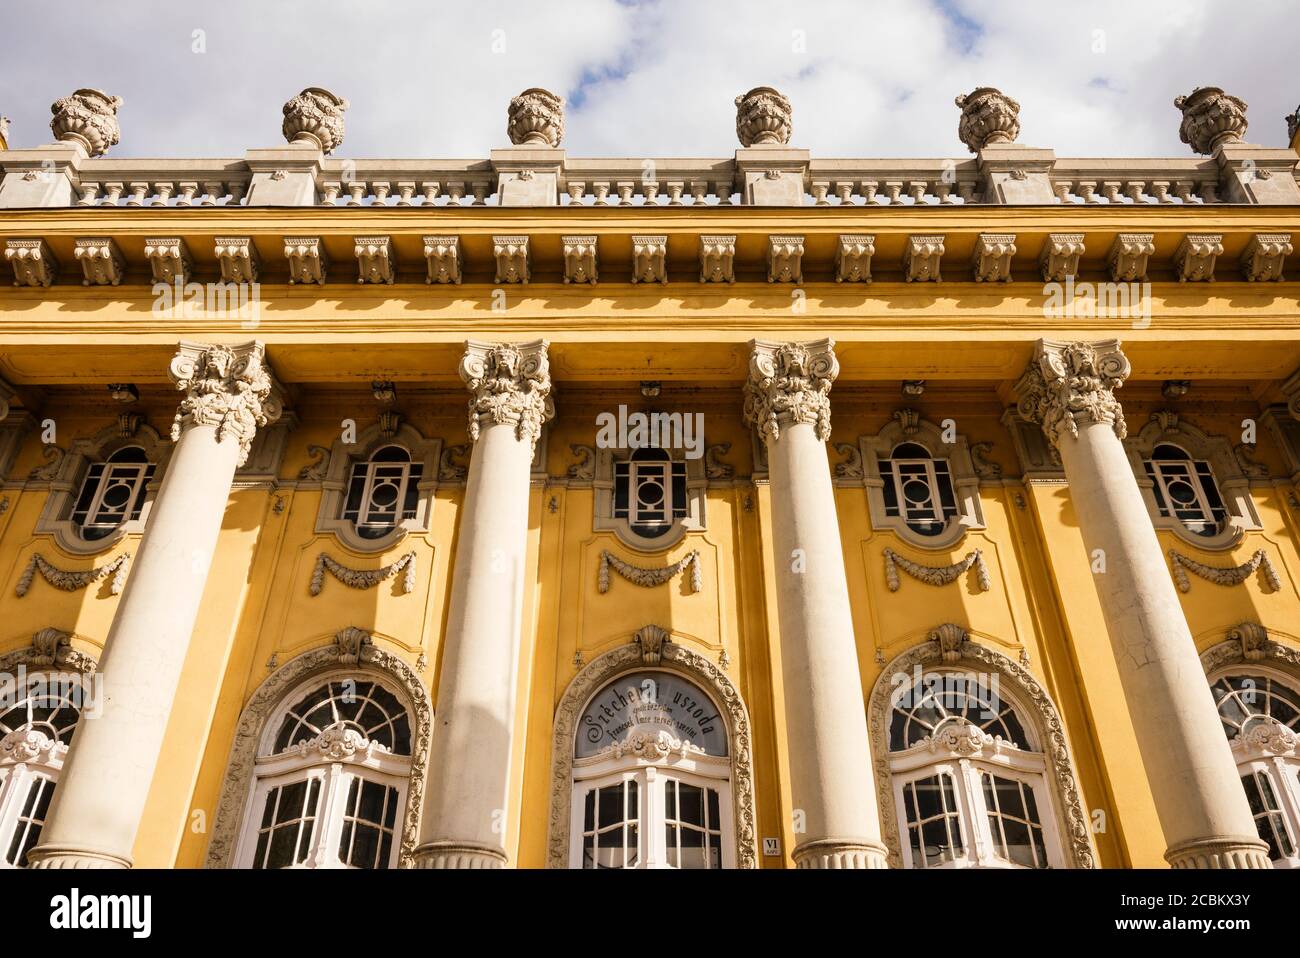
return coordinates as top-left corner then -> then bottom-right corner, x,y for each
1,85 -> 1299,871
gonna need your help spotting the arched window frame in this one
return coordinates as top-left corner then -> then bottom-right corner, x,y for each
857,414 -> 985,550
591,445 -> 707,552
1125,413 -> 1261,551
311,422 -> 442,553
34,421 -> 171,556
548,632 -> 757,868
1201,628 -> 1300,869
0,631 -> 98,869
205,630 -> 432,869
867,631 -> 1097,869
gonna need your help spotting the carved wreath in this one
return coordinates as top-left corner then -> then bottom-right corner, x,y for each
598,549 -> 702,594
310,551 -> 417,596
867,638 -> 1096,869
16,552 -> 131,597
546,638 -> 757,868
883,548 -> 990,593
1168,549 -> 1281,594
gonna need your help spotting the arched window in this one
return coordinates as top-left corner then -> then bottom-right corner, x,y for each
613,448 -> 688,541
234,673 -> 414,869
880,441 -> 959,538
1211,669 -> 1300,867
69,446 -> 154,541
570,670 -> 732,869
341,445 -> 422,540
0,673 -> 86,868
1143,443 -> 1228,538
886,669 -> 1063,869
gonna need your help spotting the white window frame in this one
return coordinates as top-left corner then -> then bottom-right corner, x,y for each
1211,666 -> 1300,868
856,418 -> 985,550
342,451 -> 420,535
1126,418 -> 1262,551
1145,454 -> 1225,537
72,455 -> 153,538
232,671 -> 414,870
889,737 -> 1063,869
592,446 -> 707,552
569,750 -> 734,869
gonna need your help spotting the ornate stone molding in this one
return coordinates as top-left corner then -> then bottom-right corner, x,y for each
1240,233 -> 1291,282
507,88 -> 564,147
1175,86 -> 1247,155
214,237 -> 260,284
699,235 -> 736,283
74,238 -> 125,286
493,235 -> 530,284
566,443 -> 595,481
597,549 -> 702,594
633,623 -> 669,665
423,235 -> 462,284
972,233 -> 1016,283
955,87 -> 1020,152
5,238 -> 58,287
631,235 -> 667,284
50,88 -> 123,157
903,234 -> 945,282
1165,838 -> 1272,870
1168,548 -> 1281,594
170,341 -> 282,467
1015,339 -> 1130,450
1201,625 -> 1300,675
1040,233 -> 1085,282
439,443 -> 469,482
547,637 -> 757,868
297,443 -> 330,481
460,340 -> 554,450
204,629 -> 431,868
743,338 -> 838,443
868,637 -> 1097,869
309,551 -> 417,596
766,235 -> 804,283
883,548 -> 990,593
1173,233 -> 1223,282
281,87 -> 349,154
835,234 -> 875,283
0,628 -> 98,674
143,237 -> 193,285
735,86 -> 792,147
562,235 -> 598,284
284,236 -> 327,284
1107,233 -> 1155,283
969,441 -> 1003,479
704,442 -> 734,480
832,442 -> 863,480
15,552 -> 130,598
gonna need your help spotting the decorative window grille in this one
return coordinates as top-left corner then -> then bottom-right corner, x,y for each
342,445 -> 422,539
69,446 -> 154,541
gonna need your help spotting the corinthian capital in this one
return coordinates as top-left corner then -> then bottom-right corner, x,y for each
169,341 -> 283,466
1015,339 -> 1131,450
743,339 -> 839,443
460,340 -> 554,449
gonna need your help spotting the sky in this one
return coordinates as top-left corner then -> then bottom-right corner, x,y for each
0,0 -> 1295,159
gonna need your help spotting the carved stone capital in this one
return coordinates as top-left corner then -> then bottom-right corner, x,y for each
460,340 -> 554,449
50,88 -> 123,157
507,88 -> 564,147
743,338 -> 838,443
955,87 -> 1020,152
1015,339 -> 1130,450
281,87 -> 349,154
1175,86 -> 1248,155
735,86 -> 793,147
170,341 -> 283,466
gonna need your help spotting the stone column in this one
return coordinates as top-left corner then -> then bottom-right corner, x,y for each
414,340 -> 552,868
1016,339 -> 1270,869
28,341 -> 281,868
744,339 -> 887,868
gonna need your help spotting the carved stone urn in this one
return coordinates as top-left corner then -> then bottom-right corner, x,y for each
1175,86 -> 1248,155
954,87 -> 1021,152
507,88 -> 565,148
281,87 -> 350,154
735,86 -> 792,147
49,88 -> 123,157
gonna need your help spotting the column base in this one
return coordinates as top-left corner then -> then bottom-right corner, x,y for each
792,838 -> 889,869
412,841 -> 508,869
26,843 -> 133,870
1165,836 -> 1273,869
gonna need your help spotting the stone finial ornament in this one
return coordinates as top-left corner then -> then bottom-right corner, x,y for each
1175,87 -> 1248,155
281,87 -> 349,154
50,88 -> 123,157
954,87 -> 1020,153
507,88 -> 564,147
735,86 -> 792,147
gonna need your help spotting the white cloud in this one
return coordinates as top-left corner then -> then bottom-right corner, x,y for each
0,0 -> 1293,159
